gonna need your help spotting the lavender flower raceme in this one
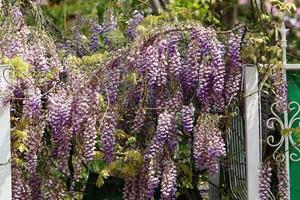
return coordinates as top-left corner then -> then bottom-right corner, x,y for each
145,45 -> 159,86
102,9 -> 118,48
70,85 -> 99,173
107,65 -> 121,105
100,109 -> 117,163
157,40 -> 168,87
43,177 -> 63,200
210,36 -> 226,111
135,48 -> 148,75
277,162 -> 288,200
29,43 -> 49,72
1,7 -> 29,59
273,67 -> 288,113
258,162 -> 272,200
182,104 -> 195,134
74,146 -> 85,180
193,114 -> 226,174
123,177 -> 138,200
89,21 -> 103,52
3,31 -> 27,59
71,87 -> 92,134
146,159 -> 162,199
160,157 -> 177,200
82,117 -> 97,161
48,89 -> 72,171
167,33 -> 182,78
12,164 -> 30,200
194,28 -> 226,112
225,31 -> 243,105
132,107 -> 146,134
145,111 -> 173,159
137,167 -> 149,199
147,40 -> 168,87
126,10 -> 144,41
23,86 -> 42,122
123,166 -> 149,200
197,58 -> 212,112
29,175 -> 42,200
181,29 -> 202,88
24,122 -> 45,175
160,91 -> 183,151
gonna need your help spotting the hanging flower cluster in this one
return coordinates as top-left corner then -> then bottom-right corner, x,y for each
273,66 -> 288,112
182,104 -> 195,134
100,108 -> 117,163
193,114 -> 226,174
277,162 -> 289,200
126,10 -> 144,41
1,4 -> 252,199
160,157 -> 177,200
258,160 -> 290,200
225,30 -> 244,105
258,162 -> 272,200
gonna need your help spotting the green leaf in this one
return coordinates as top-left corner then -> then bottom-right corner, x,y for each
93,151 -> 104,160
14,130 -> 27,141
126,136 -> 136,145
96,168 -> 111,188
4,57 -> 31,79
17,143 -> 28,153
126,72 -> 137,86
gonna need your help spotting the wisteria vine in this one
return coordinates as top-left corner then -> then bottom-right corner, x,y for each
0,3 -> 287,200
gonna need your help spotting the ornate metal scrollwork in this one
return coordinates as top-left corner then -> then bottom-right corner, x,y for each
266,101 -> 300,162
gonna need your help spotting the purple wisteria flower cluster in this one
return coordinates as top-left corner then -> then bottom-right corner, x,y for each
182,104 -> 195,134
160,157 -> 177,200
258,162 -> 272,200
257,161 -> 290,200
100,108 -> 117,163
145,111 -> 173,159
12,164 -> 30,200
23,86 -> 42,121
48,88 -> 72,172
3,4 -> 253,199
126,10 -> 144,41
273,67 -> 288,113
89,21 -> 103,52
123,176 -> 139,200
193,114 -> 226,174
132,27 -> 238,113
225,30 -> 244,105
132,107 -> 146,134
277,162 -> 289,200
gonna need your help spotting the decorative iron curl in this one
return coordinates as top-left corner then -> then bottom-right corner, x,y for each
266,101 -> 300,162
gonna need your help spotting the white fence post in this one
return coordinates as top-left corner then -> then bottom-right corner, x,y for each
280,22 -> 291,200
0,65 -> 11,200
245,65 -> 260,200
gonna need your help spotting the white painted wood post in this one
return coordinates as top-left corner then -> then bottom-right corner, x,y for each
245,65 -> 260,200
280,22 -> 291,200
0,65 -> 11,200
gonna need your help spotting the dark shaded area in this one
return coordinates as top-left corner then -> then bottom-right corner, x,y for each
83,174 -> 124,200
